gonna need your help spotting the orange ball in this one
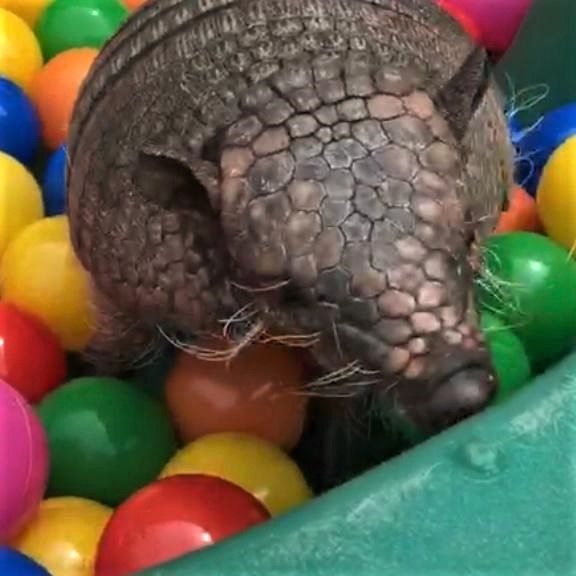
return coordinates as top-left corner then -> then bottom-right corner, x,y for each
29,48 -> 98,150
122,0 -> 148,10
165,341 -> 310,451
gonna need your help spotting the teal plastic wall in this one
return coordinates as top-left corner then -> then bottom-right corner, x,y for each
143,348 -> 576,575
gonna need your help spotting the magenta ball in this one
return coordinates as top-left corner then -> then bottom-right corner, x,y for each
0,379 -> 49,541
441,0 -> 532,54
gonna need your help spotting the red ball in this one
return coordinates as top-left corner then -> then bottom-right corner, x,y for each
95,474 -> 270,576
0,302 -> 67,403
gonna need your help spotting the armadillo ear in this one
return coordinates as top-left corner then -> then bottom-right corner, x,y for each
436,46 -> 491,140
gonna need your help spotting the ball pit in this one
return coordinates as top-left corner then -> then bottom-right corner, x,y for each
35,0 -> 128,61
0,379 -> 48,541
11,497 -> 112,576
38,376 -> 178,506
0,8 -> 43,91
0,77 -> 41,165
0,0 -> 575,574
95,474 -> 270,576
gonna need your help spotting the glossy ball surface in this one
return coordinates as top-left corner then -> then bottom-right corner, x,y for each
122,0 -> 147,9
30,48 -> 98,150
12,497 -> 112,576
481,312 -> 531,404
0,8 -> 43,91
42,145 -> 67,216
477,232 -> 576,370
437,0 -> 531,54
0,379 -> 49,541
537,135 -> 576,250
160,432 -> 313,517
0,216 -> 94,351
0,547 -> 50,576
515,103 -> 576,195
0,0 -> 52,27
95,474 -> 270,576
0,77 -> 41,165
165,342 -> 309,450
0,302 -> 67,403
0,151 -> 44,259
37,376 -> 178,506
35,0 -> 128,61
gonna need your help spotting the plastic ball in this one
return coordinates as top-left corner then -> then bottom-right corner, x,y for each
42,145 -> 67,215
0,547 -> 50,576
95,474 -> 270,576
0,303 -> 67,403
0,216 -> 94,351
0,0 -> 52,27
11,497 -> 112,576
515,103 -> 576,195
0,8 -> 43,91
0,379 -> 49,541
37,376 -> 178,506
494,186 -> 541,234
165,341 -> 309,450
476,232 -> 576,371
480,312 -> 531,404
537,135 -> 576,250
437,0 -> 531,54
0,77 -> 41,165
35,0 -> 128,62
122,0 -> 148,9
30,48 -> 98,150
0,151 -> 44,259
160,432 -> 313,517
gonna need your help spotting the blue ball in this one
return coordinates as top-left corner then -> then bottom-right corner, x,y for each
0,77 -> 41,166
0,547 -> 50,575
42,144 -> 67,216
513,103 -> 576,196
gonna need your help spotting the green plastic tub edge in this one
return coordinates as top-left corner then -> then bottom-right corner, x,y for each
142,347 -> 576,576
140,1 -> 576,573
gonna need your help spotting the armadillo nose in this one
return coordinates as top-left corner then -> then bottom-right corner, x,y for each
407,363 -> 498,434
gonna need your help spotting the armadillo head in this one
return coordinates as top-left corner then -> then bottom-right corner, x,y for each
67,0 -> 514,440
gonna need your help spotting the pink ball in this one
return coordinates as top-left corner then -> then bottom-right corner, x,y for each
438,0 -> 532,54
0,379 -> 49,542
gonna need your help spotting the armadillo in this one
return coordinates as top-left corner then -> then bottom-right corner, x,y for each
67,0 -> 514,485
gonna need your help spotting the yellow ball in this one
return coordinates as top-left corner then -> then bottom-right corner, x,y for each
0,8 -> 43,91
11,497 -> 112,576
537,136 -> 576,252
160,432 -> 313,517
0,0 -> 51,27
0,215 -> 95,350
0,151 -> 44,260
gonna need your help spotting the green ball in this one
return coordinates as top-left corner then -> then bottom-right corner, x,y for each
35,0 -> 128,61
480,312 -> 531,404
477,232 -> 576,371
37,376 -> 178,506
